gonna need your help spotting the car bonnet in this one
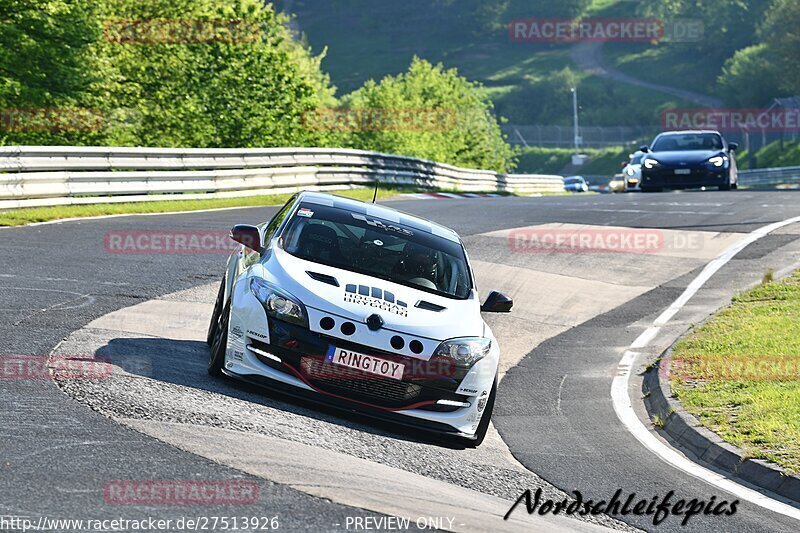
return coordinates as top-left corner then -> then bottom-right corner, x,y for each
256,247 -> 484,342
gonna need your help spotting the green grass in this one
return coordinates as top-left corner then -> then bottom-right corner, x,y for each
516,146 -> 631,175
603,43 -> 722,97
0,187 -> 413,226
579,147 -> 630,175
516,147 -> 575,174
671,270 -> 800,474
738,140 -> 800,170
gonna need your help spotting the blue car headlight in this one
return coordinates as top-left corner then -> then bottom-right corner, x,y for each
643,158 -> 659,169
707,155 -> 728,168
432,337 -> 491,369
249,277 -> 308,327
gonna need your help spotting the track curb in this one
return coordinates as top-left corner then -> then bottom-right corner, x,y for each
644,347 -> 800,504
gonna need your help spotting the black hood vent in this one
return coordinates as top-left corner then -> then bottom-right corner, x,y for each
306,271 -> 339,287
415,300 -> 446,312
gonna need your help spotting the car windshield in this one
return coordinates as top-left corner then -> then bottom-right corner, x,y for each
630,153 -> 644,164
565,177 -> 582,183
280,202 -> 472,299
652,133 -> 723,151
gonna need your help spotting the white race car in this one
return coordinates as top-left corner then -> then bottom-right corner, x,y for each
207,191 -> 513,446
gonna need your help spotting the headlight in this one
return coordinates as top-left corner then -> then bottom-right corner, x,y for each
433,337 -> 491,369
249,278 -> 307,327
643,158 -> 659,169
625,166 -> 636,176
707,155 -> 728,167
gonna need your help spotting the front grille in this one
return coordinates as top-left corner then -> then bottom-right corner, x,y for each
645,168 -> 722,186
300,357 -> 422,407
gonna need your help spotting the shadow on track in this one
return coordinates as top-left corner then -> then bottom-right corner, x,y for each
94,336 -> 468,450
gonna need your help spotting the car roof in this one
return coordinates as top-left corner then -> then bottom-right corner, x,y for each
658,130 -> 722,135
296,191 -> 462,243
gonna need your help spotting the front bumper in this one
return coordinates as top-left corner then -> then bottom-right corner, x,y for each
641,166 -> 728,189
223,285 -> 497,437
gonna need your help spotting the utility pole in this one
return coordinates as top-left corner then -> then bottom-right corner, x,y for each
571,87 -> 580,156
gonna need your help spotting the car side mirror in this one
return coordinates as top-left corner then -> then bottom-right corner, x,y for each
639,145 -> 649,153
230,224 -> 262,251
728,142 -> 738,151
481,291 -> 513,313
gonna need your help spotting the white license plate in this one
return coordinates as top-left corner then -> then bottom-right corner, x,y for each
326,347 -> 404,380
674,168 -> 691,175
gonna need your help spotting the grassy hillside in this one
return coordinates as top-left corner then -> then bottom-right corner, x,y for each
277,0 -> 694,127
516,146 -> 630,175
738,140 -> 800,170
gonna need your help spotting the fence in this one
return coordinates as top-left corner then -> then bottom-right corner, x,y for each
0,146 -> 564,209
739,166 -> 800,188
504,124 -> 658,149
505,125 -> 800,152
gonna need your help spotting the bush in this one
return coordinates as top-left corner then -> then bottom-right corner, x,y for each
339,57 -> 516,172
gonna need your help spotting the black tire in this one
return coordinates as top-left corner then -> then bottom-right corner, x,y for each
718,182 -> 731,191
641,186 -> 662,193
461,378 -> 498,448
208,301 -> 230,377
207,276 -> 226,346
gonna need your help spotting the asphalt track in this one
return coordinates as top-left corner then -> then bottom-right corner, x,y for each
2,190 -> 800,531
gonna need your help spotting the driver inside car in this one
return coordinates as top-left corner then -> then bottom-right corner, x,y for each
393,242 -> 439,290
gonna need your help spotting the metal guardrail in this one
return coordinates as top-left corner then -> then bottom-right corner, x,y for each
0,146 -> 564,209
739,166 -> 800,188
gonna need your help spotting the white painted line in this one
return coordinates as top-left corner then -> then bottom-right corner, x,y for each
556,374 -> 568,413
567,208 -> 735,216
630,326 -> 659,349
612,215 -> 800,520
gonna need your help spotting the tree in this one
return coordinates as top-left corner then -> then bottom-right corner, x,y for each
0,0 -> 105,144
95,0 -> 337,147
717,44 -> 785,107
641,0 -> 773,60
340,57 -> 515,172
759,0 -> 800,96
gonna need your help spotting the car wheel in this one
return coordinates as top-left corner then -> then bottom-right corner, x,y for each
206,276 -> 226,346
641,186 -> 662,193
719,181 -> 731,191
208,301 -> 230,377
